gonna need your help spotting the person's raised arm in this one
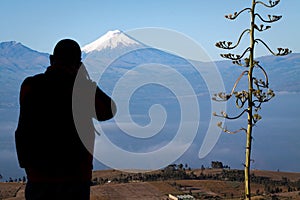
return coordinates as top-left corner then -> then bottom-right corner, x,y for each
94,87 -> 116,121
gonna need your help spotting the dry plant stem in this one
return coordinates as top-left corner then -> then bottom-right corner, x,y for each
244,1 -> 256,199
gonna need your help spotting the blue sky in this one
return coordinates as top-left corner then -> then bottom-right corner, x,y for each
0,0 -> 299,60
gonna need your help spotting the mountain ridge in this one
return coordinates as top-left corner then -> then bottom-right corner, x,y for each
0,38 -> 299,107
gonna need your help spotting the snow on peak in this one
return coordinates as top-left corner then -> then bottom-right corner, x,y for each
82,30 -> 141,53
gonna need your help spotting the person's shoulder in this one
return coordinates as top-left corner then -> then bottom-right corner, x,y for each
22,73 -> 46,87
19,73 -> 46,100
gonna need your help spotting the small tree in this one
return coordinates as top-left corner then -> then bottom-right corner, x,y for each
211,161 -> 224,169
213,0 -> 291,199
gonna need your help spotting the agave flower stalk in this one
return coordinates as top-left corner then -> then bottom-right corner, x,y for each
214,0 -> 291,199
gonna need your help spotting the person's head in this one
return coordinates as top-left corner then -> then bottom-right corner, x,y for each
50,39 -> 82,69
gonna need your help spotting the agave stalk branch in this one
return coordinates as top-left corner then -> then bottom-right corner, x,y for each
254,24 -> 271,32
216,29 -> 250,50
221,47 -> 251,61
217,122 -> 247,134
255,63 -> 269,87
231,71 -> 249,96
235,90 -> 249,108
212,70 -> 248,102
214,109 -> 248,120
255,13 -> 282,23
256,0 -> 280,8
255,39 -> 291,56
255,38 -> 277,55
225,8 -> 252,20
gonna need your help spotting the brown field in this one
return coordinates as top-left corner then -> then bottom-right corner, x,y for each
252,170 -> 300,182
0,182 -> 25,200
90,182 -> 165,200
1,169 -> 300,200
192,168 -> 300,182
150,180 -> 267,199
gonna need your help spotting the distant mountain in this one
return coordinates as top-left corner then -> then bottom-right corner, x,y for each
82,30 -> 148,80
0,32 -> 299,109
0,41 -> 48,108
0,41 -> 48,71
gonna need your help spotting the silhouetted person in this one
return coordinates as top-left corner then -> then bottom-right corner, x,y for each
15,39 -> 116,200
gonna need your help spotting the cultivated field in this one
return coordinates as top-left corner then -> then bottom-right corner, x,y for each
1,169 -> 300,200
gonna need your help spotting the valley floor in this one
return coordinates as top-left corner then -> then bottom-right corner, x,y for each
1,169 -> 300,200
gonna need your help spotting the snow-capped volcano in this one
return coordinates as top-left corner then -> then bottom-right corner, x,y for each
82,30 -> 142,53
